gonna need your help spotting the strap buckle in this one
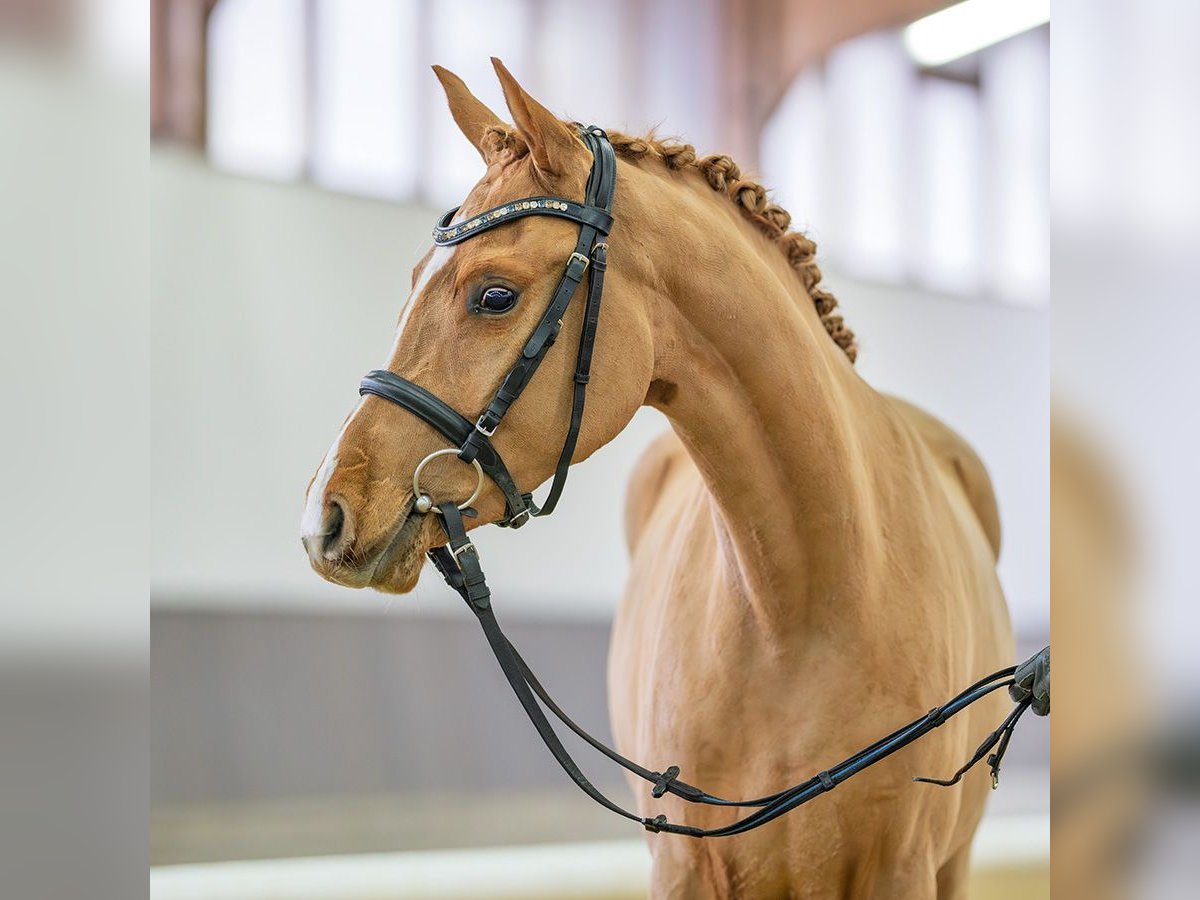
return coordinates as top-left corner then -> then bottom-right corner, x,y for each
567,251 -> 590,278
451,541 -> 477,561
505,507 -> 531,528
475,414 -> 498,438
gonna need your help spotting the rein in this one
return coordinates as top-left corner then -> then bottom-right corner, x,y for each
358,126 -> 1039,837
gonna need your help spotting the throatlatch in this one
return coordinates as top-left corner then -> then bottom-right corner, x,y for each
358,125 -> 1046,838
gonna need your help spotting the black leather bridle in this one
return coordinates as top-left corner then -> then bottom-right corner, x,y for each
354,126 -> 1038,837
360,126 -> 615,530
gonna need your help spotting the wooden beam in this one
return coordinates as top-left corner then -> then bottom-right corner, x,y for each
718,0 -> 953,169
152,0 -> 222,147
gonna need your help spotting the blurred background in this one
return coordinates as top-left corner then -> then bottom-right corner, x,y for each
20,2 -> 1200,899
148,0 -> 1050,896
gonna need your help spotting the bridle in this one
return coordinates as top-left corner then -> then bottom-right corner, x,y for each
354,126 -> 1037,837
360,125 -> 615,531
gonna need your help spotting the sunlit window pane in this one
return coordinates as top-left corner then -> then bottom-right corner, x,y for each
761,66 -> 827,239
425,0 -> 532,209
982,28 -> 1048,304
534,0 -> 627,131
207,0 -> 307,181
914,77 -> 982,295
823,32 -> 913,282
636,0 -> 720,149
311,0 -> 419,199
761,26 -> 1047,303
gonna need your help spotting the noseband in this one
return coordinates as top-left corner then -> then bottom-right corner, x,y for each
353,125 -> 1040,837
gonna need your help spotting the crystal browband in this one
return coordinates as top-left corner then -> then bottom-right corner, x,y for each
433,197 -> 614,246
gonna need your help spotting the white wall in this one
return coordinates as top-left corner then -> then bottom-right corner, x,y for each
151,150 -> 1047,629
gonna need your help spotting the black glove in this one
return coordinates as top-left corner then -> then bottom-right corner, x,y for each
1009,646 -> 1049,715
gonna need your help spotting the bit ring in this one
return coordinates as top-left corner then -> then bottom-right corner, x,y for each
412,448 -> 484,514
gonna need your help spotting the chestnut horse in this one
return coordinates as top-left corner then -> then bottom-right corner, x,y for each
302,60 -> 1013,898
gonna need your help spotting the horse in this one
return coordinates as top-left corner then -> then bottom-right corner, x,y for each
302,59 -> 1013,899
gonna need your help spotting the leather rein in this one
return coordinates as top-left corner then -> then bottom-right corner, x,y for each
357,126 -> 1035,837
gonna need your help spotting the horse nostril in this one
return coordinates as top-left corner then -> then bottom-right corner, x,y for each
319,495 -> 354,560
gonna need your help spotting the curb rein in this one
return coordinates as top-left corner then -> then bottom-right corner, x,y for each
358,126 -> 1036,838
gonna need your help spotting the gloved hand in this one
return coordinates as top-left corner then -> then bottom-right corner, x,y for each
1009,646 -> 1049,715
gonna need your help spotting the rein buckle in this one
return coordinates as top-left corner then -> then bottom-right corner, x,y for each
651,765 -> 681,799
642,814 -> 668,834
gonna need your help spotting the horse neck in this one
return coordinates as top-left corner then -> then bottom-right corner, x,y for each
632,171 -> 887,634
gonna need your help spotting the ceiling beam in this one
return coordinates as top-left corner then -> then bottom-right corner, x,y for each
151,0 -> 222,147
718,0 -> 953,168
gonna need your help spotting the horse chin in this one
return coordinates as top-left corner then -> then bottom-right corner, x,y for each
365,512 -> 437,594
368,559 -> 424,594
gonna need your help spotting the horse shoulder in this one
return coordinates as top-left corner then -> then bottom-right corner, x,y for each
623,429 -> 690,555
884,395 -> 1003,560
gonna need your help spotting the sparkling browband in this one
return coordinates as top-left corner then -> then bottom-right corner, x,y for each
433,197 -> 613,246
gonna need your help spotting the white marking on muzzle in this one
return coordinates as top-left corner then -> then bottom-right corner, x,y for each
301,409 -> 360,538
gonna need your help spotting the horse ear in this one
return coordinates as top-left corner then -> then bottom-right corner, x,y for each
432,65 -> 506,162
490,57 -> 580,177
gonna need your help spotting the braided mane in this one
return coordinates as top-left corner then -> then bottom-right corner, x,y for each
607,132 -> 856,363
482,125 -> 857,363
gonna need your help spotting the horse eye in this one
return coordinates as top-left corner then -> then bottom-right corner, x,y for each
478,285 -> 518,314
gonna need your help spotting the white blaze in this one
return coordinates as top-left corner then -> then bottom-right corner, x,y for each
392,244 -> 455,351
300,244 -> 456,537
